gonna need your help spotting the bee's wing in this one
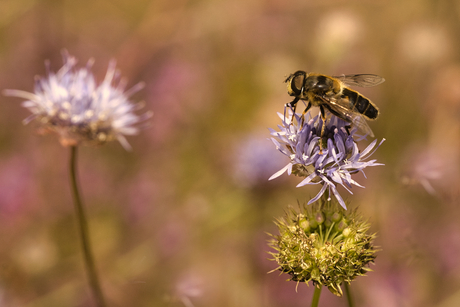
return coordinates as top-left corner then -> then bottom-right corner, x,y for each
332,74 -> 385,87
322,96 -> 375,137
349,113 -> 374,137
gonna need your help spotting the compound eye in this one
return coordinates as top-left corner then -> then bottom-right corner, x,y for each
291,72 -> 305,95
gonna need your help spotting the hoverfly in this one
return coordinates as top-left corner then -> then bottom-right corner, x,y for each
285,71 -> 385,137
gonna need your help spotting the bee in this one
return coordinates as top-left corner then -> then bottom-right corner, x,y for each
285,71 -> 385,137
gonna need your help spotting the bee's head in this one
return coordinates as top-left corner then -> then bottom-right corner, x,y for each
285,70 -> 307,96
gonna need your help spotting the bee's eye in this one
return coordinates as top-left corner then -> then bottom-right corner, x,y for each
291,73 -> 305,94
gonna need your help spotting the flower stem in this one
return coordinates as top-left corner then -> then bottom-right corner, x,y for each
311,285 -> 322,307
69,146 -> 107,307
344,282 -> 354,307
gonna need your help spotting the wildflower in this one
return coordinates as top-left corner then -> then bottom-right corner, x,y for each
268,198 -> 377,296
4,51 -> 152,150
400,146 -> 448,195
269,108 -> 384,209
232,134 -> 286,188
174,273 -> 203,307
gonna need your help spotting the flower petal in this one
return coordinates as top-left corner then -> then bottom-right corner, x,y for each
296,171 -> 319,187
269,163 -> 291,180
307,184 -> 327,204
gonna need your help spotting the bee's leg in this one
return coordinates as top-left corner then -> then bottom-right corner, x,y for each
344,125 -> 352,135
319,106 -> 327,154
288,97 -> 299,108
300,102 -> 312,127
286,97 -> 299,124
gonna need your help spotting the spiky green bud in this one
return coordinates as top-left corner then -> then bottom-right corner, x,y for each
268,199 -> 377,297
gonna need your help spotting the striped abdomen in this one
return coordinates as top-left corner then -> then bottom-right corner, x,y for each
342,88 -> 379,120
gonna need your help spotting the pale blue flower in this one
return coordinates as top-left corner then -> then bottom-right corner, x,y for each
4,51 -> 152,150
269,108 -> 384,209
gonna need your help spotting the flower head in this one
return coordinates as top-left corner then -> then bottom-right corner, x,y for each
268,198 -> 377,296
231,134 -> 287,188
269,108 -> 384,209
4,51 -> 152,150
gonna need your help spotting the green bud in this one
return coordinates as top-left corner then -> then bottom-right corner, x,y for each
309,218 -> 318,229
336,220 -> 348,232
315,212 -> 325,224
331,212 -> 342,222
268,198 -> 377,297
342,227 -> 352,237
299,218 -> 310,231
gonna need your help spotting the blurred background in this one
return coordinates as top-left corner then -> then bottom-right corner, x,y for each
0,0 -> 459,306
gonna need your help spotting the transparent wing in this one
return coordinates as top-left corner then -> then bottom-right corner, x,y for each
332,74 -> 385,88
319,95 -> 375,137
349,113 -> 374,137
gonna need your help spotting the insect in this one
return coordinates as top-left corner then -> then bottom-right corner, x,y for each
285,71 -> 385,137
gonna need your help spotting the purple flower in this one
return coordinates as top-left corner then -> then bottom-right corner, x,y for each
4,51 -> 152,150
231,134 -> 287,188
269,108 -> 384,209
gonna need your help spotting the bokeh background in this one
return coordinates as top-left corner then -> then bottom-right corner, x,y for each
0,0 -> 459,306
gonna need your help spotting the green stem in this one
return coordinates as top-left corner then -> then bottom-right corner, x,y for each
69,146 -> 107,307
344,282 -> 354,307
311,285 -> 322,307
